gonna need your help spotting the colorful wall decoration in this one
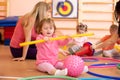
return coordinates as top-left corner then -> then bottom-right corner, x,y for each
52,0 -> 78,18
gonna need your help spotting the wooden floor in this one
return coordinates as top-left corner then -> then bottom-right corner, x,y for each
0,45 -> 120,80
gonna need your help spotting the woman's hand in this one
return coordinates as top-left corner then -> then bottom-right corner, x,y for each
12,57 -> 25,61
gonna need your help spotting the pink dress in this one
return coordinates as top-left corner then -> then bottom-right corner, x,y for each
36,34 -> 71,65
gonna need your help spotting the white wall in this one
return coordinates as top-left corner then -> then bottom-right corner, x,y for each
8,0 -> 44,16
6,0 -> 116,41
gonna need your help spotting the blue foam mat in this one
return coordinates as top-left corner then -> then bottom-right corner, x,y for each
0,16 -> 18,27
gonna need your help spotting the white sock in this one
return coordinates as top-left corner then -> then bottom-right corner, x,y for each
82,66 -> 89,73
54,68 -> 68,76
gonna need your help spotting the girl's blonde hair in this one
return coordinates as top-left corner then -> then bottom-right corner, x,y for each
36,18 -> 56,34
22,2 -> 50,29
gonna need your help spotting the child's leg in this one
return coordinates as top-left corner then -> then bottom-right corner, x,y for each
68,45 -> 81,54
94,50 -> 103,56
37,62 -> 56,74
37,62 -> 67,75
55,61 -> 64,69
103,49 -> 115,57
103,50 -> 112,57
112,49 -> 120,59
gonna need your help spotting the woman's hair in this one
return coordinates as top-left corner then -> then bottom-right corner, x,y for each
22,2 -> 50,28
115,0 -> 120,22
36,18 -> 56,34
76,23 -> 88,33
115,0 -> 120,15
115,0 -> 120,37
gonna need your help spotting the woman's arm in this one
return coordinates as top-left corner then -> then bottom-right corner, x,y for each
13,15 -> 35,61
12,24 -> 32,61
22,27 -> 32,60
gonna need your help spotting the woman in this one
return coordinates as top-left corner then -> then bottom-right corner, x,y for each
10,1 -> 51,61
115,0 -> 120,36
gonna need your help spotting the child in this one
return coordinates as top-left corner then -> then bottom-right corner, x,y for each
68,23 -> 88,54
95,24 -> 120,58
35,18 -> 72,76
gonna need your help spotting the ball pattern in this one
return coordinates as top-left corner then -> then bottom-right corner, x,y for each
64,55 -> 85,77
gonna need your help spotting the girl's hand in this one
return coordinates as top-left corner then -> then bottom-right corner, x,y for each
12,57 -> 25,61
65,35 -> 73,43
44,37 -> 50,42
59,48 -> 69,56
65,35 -> 72,39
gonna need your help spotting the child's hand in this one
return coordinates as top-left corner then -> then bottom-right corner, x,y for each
44,37 -> 50,42
59,48 -> 69,56
64,35 -> 73,41
92,44 -> 96,49
66,35 -> 72,38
